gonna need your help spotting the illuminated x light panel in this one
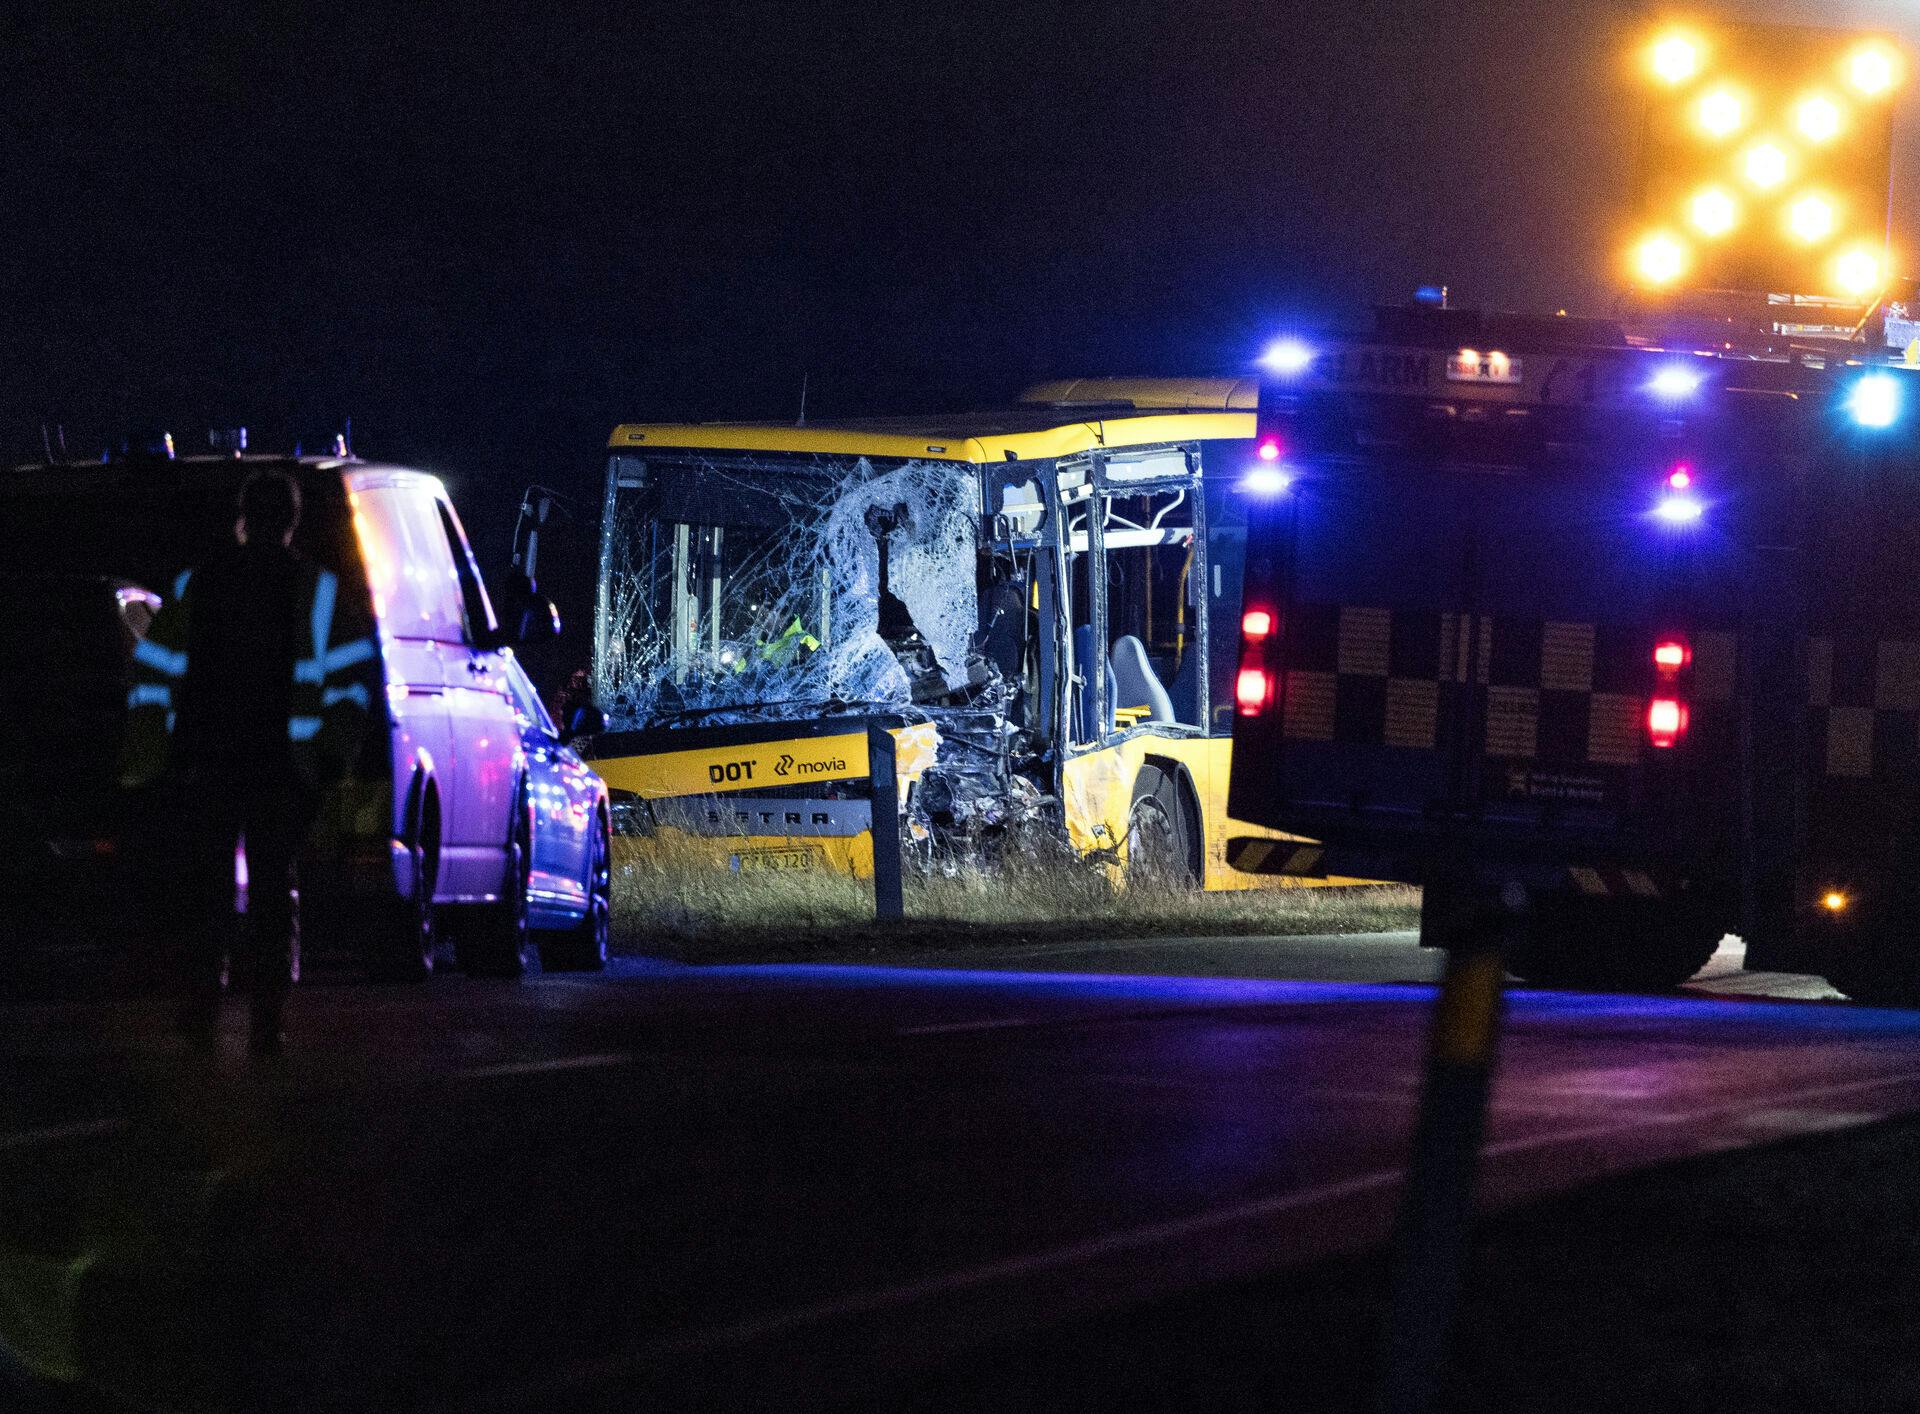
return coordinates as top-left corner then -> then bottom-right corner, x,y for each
1630,21 -> 1899,298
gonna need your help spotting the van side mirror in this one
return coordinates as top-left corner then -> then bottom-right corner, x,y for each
562,704 -> 607,743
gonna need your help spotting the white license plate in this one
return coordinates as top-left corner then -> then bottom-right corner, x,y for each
730,847 -> 821,874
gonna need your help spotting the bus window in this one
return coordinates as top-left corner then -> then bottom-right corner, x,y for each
1102,488 -> 1200,730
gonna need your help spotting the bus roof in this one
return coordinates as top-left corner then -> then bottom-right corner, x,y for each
608,396 -> 1253,464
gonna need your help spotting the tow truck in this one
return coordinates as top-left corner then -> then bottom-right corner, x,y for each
1227,20 -> 1920,1001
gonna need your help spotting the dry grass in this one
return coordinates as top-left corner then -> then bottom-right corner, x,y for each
610,835 -> 1419,963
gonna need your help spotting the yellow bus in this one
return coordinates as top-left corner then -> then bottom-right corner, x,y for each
582,378 -> 1327,888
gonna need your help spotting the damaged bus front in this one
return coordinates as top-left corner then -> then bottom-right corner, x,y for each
586,381 -> 1326,888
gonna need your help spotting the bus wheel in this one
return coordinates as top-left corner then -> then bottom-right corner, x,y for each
1125,766 -> 1197,889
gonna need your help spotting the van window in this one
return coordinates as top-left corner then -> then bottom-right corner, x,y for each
352,485 -> 465,641
434,500 -> 499,645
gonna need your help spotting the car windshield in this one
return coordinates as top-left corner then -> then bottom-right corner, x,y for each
598,454 -> 981,728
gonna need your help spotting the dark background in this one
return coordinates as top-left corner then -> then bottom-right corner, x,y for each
3,0 -> 1912,630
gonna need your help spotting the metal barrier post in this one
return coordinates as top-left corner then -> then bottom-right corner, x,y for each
1377,905 -> 1509,1414
866,725 -> 903,921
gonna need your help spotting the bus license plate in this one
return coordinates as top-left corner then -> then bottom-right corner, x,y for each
731,846 -> 820,873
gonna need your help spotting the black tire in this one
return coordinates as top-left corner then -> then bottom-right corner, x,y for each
1816,908 -> 1920,1005
539,813 -> 611,972
458,792 -> 535,979
1504,892 -> 1721,991
1124,766 -> 1199,889
1417,876 -> 1499,950
364,789 -> 439,983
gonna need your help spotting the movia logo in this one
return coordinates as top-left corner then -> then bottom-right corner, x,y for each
774,753 -> 795,777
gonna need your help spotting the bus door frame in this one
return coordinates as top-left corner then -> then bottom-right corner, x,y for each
1066,443 -> 1213,754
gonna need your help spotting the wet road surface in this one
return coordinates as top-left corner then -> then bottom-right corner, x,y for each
1,936 -> 1913,1410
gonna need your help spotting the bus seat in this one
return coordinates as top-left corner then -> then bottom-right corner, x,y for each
1073,623 -> 1116,741
1110,634 -> 1175,722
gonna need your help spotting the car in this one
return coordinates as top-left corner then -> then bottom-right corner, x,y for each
0,447 -> 611,980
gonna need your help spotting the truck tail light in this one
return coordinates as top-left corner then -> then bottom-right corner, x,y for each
1236,667 -> 1275,715
1236,603 -> 1280,716
1647,636 -> 1692,748
1647,697 -> 1688,747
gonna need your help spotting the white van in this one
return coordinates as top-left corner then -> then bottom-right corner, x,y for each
1,451 -> 611,979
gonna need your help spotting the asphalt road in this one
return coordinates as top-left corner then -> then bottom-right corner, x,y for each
2,934 -> 1915,1412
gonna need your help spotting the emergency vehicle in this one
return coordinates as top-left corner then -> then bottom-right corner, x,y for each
1227,20 -> 1920,1001
582,380 -> 1336,889
1226,310 -> 1920,999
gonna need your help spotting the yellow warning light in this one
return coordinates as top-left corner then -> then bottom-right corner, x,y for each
1822,890 -> 1850,913
1741,140 -> 1790,189
1650,31 -> 1705,86
1694,86 -> 1747,140
1688,186 -> 1739,237
1634,231 -> 1690,286
1834,244 -> 1883,296
1794,93 -> 1844,144
1785,193 -> 1837,244
1846,42 -> 1900,97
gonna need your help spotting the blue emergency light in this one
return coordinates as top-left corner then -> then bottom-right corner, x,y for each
1261,337 -> 1315,375
1848,371 -> 1903,428
1240,465 -> 1293,497
1648,362 -> 1705,400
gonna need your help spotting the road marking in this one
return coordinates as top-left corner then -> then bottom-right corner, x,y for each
897,1017 -> 1045,1035
0,1117 -> 128,1151
467,1062 -> 1920,1407
459,1052 -> 633,1079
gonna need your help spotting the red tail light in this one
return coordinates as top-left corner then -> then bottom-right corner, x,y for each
1647,696 -> 1687,748
1236,667 -> 1274,715
1647,635 -> 1691,748
1236,603 -> 1280,716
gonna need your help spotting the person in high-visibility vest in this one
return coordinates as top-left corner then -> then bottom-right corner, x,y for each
758,615 -> 820,668
121,470 -> 377,1056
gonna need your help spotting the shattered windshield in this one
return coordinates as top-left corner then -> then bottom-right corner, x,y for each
597,454 -> 981,728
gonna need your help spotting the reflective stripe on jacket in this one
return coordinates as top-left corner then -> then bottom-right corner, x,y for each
120,563 -> 379,788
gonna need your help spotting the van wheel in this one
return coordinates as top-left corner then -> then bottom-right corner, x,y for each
1125,766 -> 1198,889
459,795 -> 534,979
365,792 -> 439,982
539,814 -> 610,972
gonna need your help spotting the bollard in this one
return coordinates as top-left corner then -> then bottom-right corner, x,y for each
866,724 -> 903,922
1377,893 -> 1511,1414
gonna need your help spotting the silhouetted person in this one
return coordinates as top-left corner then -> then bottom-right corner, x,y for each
123,470 -> 375,1056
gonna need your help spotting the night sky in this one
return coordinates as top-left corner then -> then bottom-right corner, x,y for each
5,0 -> 1916,592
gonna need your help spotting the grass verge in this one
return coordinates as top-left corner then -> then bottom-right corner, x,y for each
610,836 -> 1419,963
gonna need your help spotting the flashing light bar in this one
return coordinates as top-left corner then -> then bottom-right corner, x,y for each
1631,22 -> 1901,299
